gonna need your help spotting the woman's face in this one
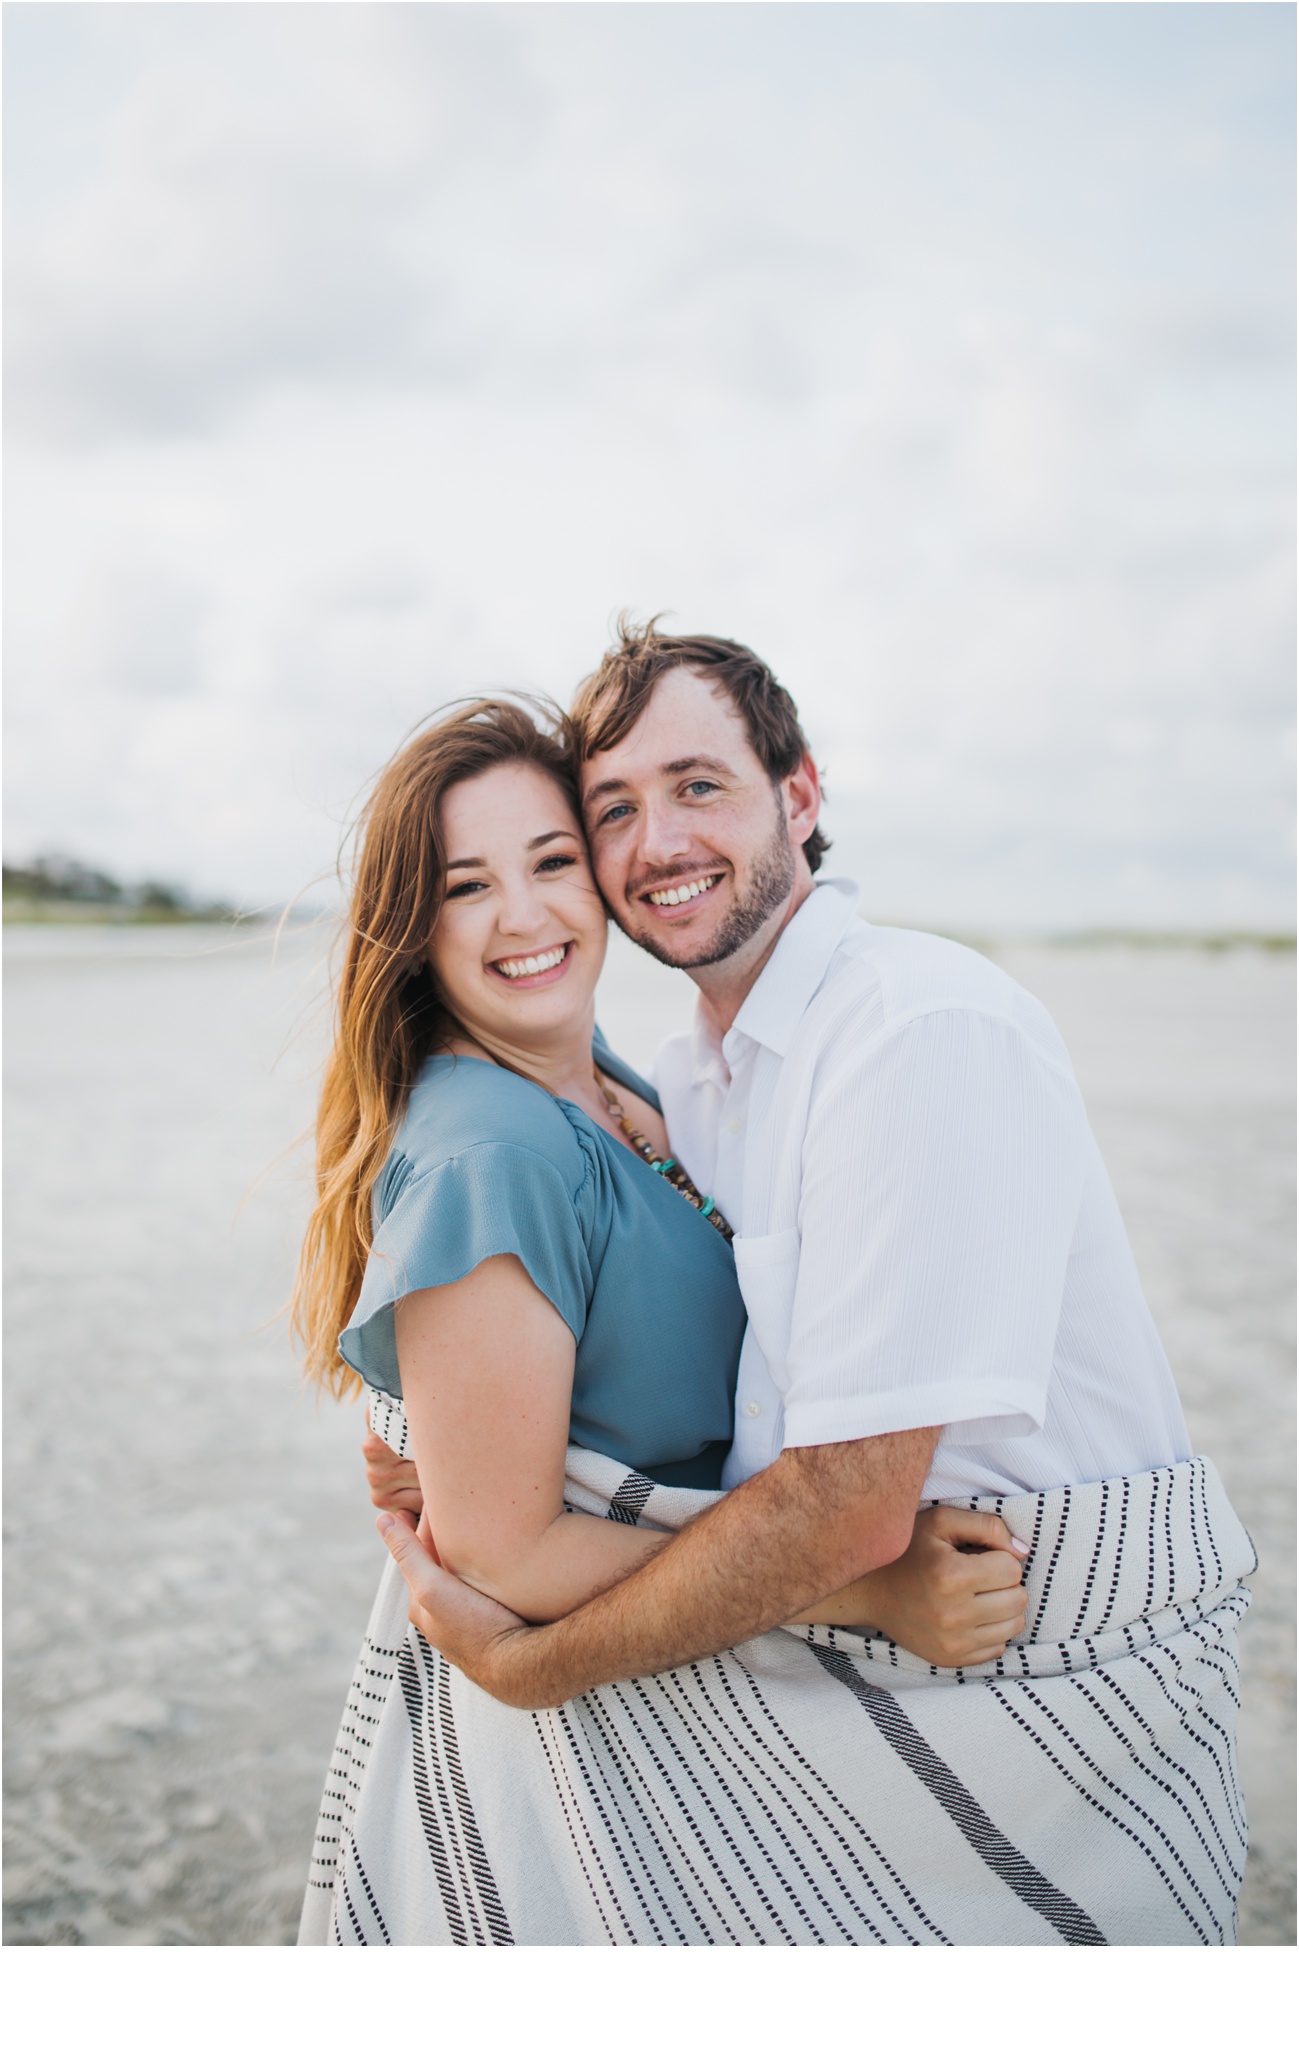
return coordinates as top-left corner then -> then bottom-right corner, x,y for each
428,761 -> 608,1053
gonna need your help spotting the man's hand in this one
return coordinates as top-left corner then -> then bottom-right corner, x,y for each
363,1429 -> 424,1517
378,1512 -> 538,1700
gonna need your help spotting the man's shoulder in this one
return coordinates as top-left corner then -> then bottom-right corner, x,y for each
827,919 -> 1016,1023
817,920 -> 1072,1071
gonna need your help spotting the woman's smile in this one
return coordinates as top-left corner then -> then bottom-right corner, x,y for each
487,940 -> 574,985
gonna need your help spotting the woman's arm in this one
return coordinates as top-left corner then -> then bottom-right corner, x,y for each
394,1253 -> 669,1623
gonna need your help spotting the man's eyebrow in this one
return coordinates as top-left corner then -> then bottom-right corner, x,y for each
446,828 -> 577,870
582,776 -> 630,805
583,756 -> 733,806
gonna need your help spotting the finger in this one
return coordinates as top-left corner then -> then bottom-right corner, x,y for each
958,1637 -> 1018,1665
963,1621 -> 1027,1655
372,1482 -> 422,1513
926,1506 -> 1031,1558
376,1511 -> 445,1596
947,1550 -> 1025,1593
928,1545 -> 1023,1592
377,1508 -> 418,1536
971,1605 -> 1020,1638
971,1587 -> 1030,1625
369,1465 -> 420,1503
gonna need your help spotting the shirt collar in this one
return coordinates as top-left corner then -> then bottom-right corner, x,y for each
726,876 -> 860,1059
690,1003 -> 729,1089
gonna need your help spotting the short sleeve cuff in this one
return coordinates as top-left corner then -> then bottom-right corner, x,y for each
339,1143 -> 591,1397
780,1378 -> 1046,1452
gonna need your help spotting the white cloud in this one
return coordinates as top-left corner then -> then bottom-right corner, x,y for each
4,1 -> 1293,928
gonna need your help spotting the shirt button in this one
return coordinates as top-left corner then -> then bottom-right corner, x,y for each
727,1115 -> 743,1135
744,1400 -> 762,1419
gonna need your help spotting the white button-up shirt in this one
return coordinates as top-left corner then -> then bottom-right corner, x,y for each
653,878 -> 1192,1498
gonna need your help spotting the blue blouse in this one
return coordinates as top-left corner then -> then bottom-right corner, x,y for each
338,1033 -> 745,1488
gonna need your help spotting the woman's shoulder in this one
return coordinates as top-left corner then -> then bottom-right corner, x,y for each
346,1055 -> 601,1393
390,1054 -> 588,1190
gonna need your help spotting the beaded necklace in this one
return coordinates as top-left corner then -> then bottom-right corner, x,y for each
594,1066 -> 734,1243
445,1031 -> 734,1244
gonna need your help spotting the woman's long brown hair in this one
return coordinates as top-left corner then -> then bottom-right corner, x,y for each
291,696 -> 578,1394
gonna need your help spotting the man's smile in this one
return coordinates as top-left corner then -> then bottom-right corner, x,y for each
640,873 -> 724,911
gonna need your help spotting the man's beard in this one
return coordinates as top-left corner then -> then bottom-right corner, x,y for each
627,804 -> 796,971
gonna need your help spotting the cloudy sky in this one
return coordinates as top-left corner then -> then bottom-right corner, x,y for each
5,1 -> 1294,929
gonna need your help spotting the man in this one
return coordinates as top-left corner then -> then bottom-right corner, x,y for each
378,622 -> 1255,1944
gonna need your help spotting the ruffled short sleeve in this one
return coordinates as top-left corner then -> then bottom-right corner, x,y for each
338,1140 -> 594,1397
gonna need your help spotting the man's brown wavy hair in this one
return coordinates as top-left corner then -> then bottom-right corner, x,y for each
570,615 -> 830,873
291,696 -> 578,1395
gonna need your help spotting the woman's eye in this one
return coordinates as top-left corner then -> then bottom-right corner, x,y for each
537,854 -> 577,874
444,879 -> 486,899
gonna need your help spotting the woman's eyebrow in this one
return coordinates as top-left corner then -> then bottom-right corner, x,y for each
446,829 -> 577,871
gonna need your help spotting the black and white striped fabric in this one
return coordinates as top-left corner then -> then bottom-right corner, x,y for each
298,1392 -> 1256,1947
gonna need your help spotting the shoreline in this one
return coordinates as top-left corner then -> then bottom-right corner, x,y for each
3,902 -> 1293,951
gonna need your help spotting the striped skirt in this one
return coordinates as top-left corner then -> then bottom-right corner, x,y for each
299,1404 -> 1255,1947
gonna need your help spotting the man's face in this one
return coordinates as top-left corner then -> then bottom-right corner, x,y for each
580,666 -> 816,970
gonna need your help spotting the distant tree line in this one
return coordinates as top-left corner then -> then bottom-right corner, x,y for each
3,854 -> 235,921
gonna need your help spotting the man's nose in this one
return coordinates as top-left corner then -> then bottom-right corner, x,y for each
632,798 -> 695,872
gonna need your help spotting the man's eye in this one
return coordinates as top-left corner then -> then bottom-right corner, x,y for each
684,781 -> 718,798
597,803 -> 634,826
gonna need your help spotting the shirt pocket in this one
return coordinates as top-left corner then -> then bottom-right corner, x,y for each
732,1227 -> 801,1380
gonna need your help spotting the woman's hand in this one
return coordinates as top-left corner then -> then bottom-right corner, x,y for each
363,1429 -> 424,1517
795,1506 -> 1030,1666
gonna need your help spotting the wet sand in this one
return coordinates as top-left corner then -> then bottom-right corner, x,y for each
3,920 -> 1293,1943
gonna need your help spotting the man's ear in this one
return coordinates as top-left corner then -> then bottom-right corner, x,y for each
783,754 -> 822,853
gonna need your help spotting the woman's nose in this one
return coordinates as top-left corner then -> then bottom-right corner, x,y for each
494,884 -> 551,937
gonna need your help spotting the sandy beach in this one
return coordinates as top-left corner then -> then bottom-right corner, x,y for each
3,918 -> 1293,1944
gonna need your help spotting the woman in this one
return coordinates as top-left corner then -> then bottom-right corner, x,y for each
294,699 -> 1028,1946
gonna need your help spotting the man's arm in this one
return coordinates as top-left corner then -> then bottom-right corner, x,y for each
365,1429 -> 1030,1666
380,1425 -> 940,1709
